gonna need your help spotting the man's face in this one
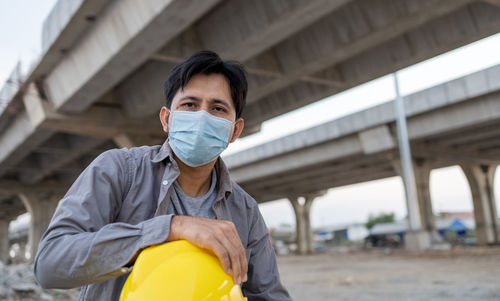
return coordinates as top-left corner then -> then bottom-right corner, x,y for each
159,73 -> 244,144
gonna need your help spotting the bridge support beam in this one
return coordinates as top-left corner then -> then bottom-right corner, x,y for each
18,192 -> 61,262
289,196 -> 313,255
413,159 -> 444,244
460,164 -> 499,245
413,160 -> 435,232
0,219 -> 11,263
391,158 -> 432,250
289,192 -> 325,254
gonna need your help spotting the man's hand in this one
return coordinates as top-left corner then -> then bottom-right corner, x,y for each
167,216 -> 248,285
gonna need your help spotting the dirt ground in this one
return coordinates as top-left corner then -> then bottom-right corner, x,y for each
2,246 -> 499,300
277,246 -> 500,301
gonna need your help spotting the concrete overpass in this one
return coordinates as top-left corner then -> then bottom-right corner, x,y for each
5,64 -> 500,255
1,0 -> 500,261
225,64 -> 500,253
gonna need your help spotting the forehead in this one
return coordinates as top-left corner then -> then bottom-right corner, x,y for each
175,74 -> 233,104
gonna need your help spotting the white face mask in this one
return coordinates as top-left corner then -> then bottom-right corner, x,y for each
168,110 -> 233,167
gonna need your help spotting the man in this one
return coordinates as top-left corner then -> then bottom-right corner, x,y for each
34,51 -> 291,300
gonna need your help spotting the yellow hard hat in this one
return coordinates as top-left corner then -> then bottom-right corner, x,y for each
119,240 -> 247,301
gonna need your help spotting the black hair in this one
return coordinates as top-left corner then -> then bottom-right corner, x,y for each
163,50 -> 247,119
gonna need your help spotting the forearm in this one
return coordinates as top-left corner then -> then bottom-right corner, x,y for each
34,214 -> 173,289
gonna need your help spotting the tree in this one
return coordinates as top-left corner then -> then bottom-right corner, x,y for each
365,212 -> 395,230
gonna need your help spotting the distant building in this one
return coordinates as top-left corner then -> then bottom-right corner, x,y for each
439,211 -> 474,220
314,224 -> 369,243
366,214 -> 476,247
269,223 -> 369,253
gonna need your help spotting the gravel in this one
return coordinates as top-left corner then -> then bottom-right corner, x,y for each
0,261 -> 79,301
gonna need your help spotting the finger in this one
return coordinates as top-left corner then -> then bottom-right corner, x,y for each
210,239 -> 232,276
222,222 -> 248,282
177,217 -> 246,283
229,234 -> 247,283
216,231 -> 242,284
240,246 -> 248,282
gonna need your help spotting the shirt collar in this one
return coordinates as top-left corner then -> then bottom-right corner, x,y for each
215,157 -> 233,199
152,139 -> 233,198
151,138 -> 173,163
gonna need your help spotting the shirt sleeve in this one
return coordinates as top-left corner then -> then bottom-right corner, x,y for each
34,149 -> 173,289
243,202 -> 293,301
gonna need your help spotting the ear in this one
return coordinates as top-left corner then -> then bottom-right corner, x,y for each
229,118 -> 244,143
159,106 -> 170,134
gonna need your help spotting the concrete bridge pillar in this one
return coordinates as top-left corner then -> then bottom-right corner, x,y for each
303,195 -> 316,255
0,219 -> 11,263
391,158 -> 432,250
18,192 -> 61,262
289,192 -> 325,255
413,160 -> 434,232
0,206 -> 24,263
289,196 -> 313,255
413,159 -> 444,244
460,164 -> 499,245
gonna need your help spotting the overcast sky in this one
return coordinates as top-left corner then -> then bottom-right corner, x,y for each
1,1 -> 499,229
0,0 -> 58,84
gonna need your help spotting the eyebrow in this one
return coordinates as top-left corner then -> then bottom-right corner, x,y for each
180,95 -> 201,102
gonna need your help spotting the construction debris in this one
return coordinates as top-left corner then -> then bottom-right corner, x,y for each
0,261 -> 79,301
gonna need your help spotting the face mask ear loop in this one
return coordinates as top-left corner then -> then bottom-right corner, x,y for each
229,120 -> 237,143
164,109 -> 171,135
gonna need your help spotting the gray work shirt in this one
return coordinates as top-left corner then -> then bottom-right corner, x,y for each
34,141 -> 291,301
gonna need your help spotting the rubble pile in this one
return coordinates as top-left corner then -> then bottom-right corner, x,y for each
0,261 -> 79,301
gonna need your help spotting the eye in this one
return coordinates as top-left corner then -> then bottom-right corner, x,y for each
181,102 -> 196,109
212,105 -> 229,113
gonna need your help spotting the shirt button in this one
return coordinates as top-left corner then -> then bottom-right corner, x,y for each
162,180 -> 169,186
